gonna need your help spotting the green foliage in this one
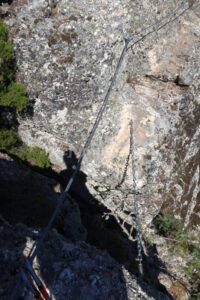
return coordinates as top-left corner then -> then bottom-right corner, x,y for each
185,248 -> 200,278
0,63 -> 13,89
0,22 -> 53,229
155,214 -> 190,253
15,144 -> 51,169
0,129 -> 20,150
155,214 -> 200,299
0,20 -> 28,111
185,233 -> 200,299
155,214 -> 176,234
0,21 -> 14,89
0,20 -> 9,41
0,39 -> 13,61
0,129 -> 51,169
0,82 -> 28,111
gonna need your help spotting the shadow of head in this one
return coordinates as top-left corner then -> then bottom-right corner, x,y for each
63,150 -> 78,170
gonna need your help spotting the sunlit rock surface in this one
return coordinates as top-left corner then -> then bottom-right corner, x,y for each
5,0 -> 200,228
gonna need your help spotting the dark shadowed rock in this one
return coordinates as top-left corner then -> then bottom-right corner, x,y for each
0,152 -> 86,240
0,223 -> 171,300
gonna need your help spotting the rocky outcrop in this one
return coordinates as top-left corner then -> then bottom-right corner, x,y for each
0,1 -> 199,298
4,0 -> 200,230
0,153 -> 177,299
0,152 -> 58,227
0,222 -> 171,300
0,152 -> 86,240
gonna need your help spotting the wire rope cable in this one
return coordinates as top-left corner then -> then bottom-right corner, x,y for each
9,1 -> 198,298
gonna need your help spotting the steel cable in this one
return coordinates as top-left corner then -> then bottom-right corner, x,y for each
130,120 -> 143,276
9,1 -> 198,298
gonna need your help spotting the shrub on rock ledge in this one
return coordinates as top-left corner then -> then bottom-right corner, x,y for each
0,129 -> 20,150
0,82 -> 28,111
0,20 -> 14,89
0,20 -> 28,110
16,144 -> 51,169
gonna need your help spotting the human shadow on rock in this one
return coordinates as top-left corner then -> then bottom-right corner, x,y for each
58,151 -> 173,299
0,155 -> 57,228
2,150 -> 173,299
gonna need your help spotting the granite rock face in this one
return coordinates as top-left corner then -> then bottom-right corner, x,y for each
5,0 -> 200,229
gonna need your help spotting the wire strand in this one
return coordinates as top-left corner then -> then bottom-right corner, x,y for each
9,1 -> 199,298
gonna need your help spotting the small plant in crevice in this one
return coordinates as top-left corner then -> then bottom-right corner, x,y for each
0,129 -> 51,169
184,233 -> 200,300
154,213 -> 200,299
14,144 -> 51,169
0,20 -> 27,139
154,214 -> 190,254
0,82 -> 28,111
0,129 -> 20,150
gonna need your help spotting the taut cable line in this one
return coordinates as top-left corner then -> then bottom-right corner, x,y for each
9,1 -> 198,298
130,120 -> 143,276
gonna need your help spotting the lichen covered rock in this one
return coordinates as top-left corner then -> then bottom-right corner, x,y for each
5,0 -> 200,238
